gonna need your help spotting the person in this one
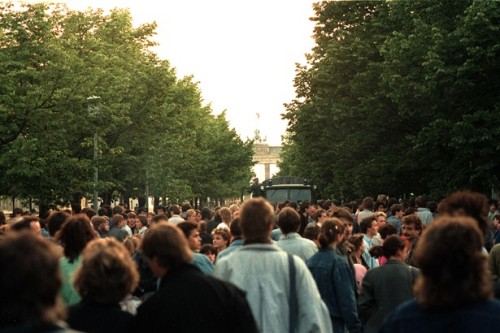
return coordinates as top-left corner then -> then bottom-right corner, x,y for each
132,223 -> 258,333
402,215 -> 423,268
212,227 -> 231,256
214,198 -> 332,333
216,207 -> 232,229
0,231 -> 76,332
357,197 -> 374,223
67,238 -> 139,333
108,214 -> 128,242
387,204 -> 404,235
176,221 -> 214,274
91,215 -> 109,238
357,235 -> 419,333
307,219 -> 362,333
275,207 -> 318,262
249,177 -> 263,198
380,216 -> 500,333
135,215 -> 148,237
167,204 -> 184,225
10,216 -> 43,237
199,243 -> 218,264
56,214 -> 98,306
217,217 -> 244,260
360,215 -> 379,269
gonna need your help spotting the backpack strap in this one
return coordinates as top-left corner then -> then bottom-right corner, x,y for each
288,253 -> 298,333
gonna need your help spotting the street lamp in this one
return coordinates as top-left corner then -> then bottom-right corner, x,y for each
87,96 -> 101,211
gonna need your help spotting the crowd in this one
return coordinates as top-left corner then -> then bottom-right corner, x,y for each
1,191 -> 500,333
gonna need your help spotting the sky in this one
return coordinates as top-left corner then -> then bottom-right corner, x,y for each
58,0 -> 317,146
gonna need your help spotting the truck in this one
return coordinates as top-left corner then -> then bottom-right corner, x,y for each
260,176 -> 315,204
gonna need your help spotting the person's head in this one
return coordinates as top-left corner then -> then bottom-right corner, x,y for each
122,237 -> 136,256
97,207 -> 109,217
362,197 -> 374,211
135,215 -> 148,230
168,204 -> 181,216
414,215 -> 492,310
80,208 -> 96,220
229,217 -> 242,239
185,209 -> 197,223
156,205 -> 167,216
0,232 -> 64,327
218,207 -> 231,224
240,198 -> 274,243
200,207 -> 213,221
111,214 -> 125,228
212,228 -> 231,251
151,214 -> 169,225
438,190 -> 489,238
332,207 -> 354,238
91,216 -> 109,232
277,207 -> 301,235
303,224 -> 321,247
200,244 -> 217,263
348,234 -> 365,254
229,204 -> 240,219
314,209 -> 328,225
375,202 -> 386,212
379,223 -> 397,240
74,238 -> 138,304
381,235 -> 405,259
177,221 -> 201,251
318,218 -> 345,248
402,215 -> 423,241
46,211 -> 70,237
415,195 -> 427,208
127,212 -> 137,228
141,223 -> 192,277
56,214 -> 97,262
111,205 -> 124,215
375,211 -> 387,228
360,215 -> 378,237
11,216 -> 42,237
390,204 -> 404,219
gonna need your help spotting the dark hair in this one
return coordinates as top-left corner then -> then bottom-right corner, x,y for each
229,217 -> 242,237
240,198 -> 274,243
362,197 -> 374,211
111,214 -> 124,227
80,208 -> 96,220
97,207 -> 109,217
381,235 -> 404,258
277,207 -> 301,234
332,207 -> 354,223
112,206 -> 124,215
415,195 -> 427,208
414,216 -> 492,310
0,231 -> 63,326
141,223 -> 192,270
201,207 -> 213,220
348,234 -> 364,252
402,215 -> 423,231
360,215 -> 376,234
390,204 -> 403,216
137,215 -> 148,228
0,212 -> 5,225
46,211 -> 70,237
437,190 -> 489,237
74,238 -> 138,304
168,205 -> 181,215
56,214 -> 97,263
10,216 -> 40,233
303,224 -> 320,242
177,221 -> 198,239
151,214 -> 169,224
318,218 -> 345,248
379,224 -> 397,240
200,244 -> 217,255
156,205 -> 167,213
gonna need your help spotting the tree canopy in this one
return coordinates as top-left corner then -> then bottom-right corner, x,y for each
280,0 -> 500,201
0,2 -> 254,211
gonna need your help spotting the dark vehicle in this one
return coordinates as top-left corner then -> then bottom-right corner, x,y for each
260,176 -> 315,204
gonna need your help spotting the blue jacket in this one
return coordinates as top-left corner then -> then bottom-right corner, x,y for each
380,299 -> 500,333
307,247 -> 362,333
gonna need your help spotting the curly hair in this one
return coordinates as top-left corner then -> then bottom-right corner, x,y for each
56,214 -> 97,263
74,238 -> 139,304
413,215 -> 492,311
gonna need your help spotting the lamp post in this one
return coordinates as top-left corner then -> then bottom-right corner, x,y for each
87,96 -> 101,211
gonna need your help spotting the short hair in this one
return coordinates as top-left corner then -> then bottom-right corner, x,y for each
362,197 -> 374,211
360,215 -> 376,234
91,216 -> 108,230
177,221 -> 198,239
46,211 -> 70,237
127,212 -> 137,219
332,207 -> 353,223
229,218 -> 242,237
415,195 -> 427,208
200,244 -> 217,255
97,207 -> 109,217
211,228 -> 231,246
74,238 -> 139,304
111,205 -> 124,215
380,235 -> 404,258
137,215 -> 148,228
111,214 -> 124,227
199,220 -> 208,233
390,204 -> 403,216
156,205 -> 167,213
185,209 -> 196,220
55,214 -> 97,263
240,198 -> 274,242
219,207 -> 231,223
181,202 -> 192,212
348,234 -> 364,252
318,218 -> 345,248
201,207 -> 213,220
379,224 -> 397,240
10,216 -> 40,233
277,207 -> 301,234
303,224 -> 321,242
414,216 -> 492,310
0,231 -> 63,326
80,208 -> 96,220
141,223 -> 192,270
151,214 -> 169,224
402,215 -> 423,231
168,204 -> 181,215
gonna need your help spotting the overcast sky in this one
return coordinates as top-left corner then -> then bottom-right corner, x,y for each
60,0 -> 317,146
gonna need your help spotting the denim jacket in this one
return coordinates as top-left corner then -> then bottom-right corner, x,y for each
307,247 -> 362,333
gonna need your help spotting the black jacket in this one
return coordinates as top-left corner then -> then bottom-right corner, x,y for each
132,264 -> 258,333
